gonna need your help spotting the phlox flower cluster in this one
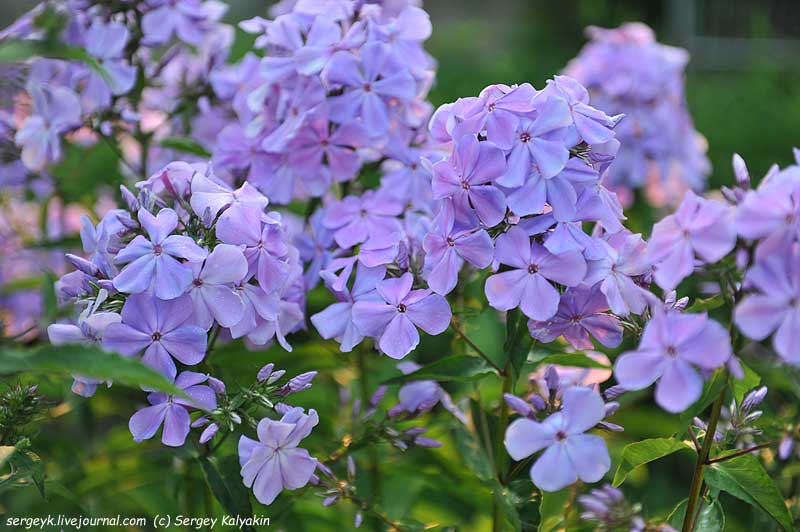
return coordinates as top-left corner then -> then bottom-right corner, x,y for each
48,162 -> 306,438
564,23 -> 710,207
2,0 -> 232,177
202,0 -> 436,204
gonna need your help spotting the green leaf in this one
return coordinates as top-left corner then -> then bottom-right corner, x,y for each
452,421 -> 493,481
704,454 -> 795,531
667,497 -> 725,531
489,479 -> 522,532
678,369 -> 727,427
538,488 -> 570,532
613,437 -> 691,487
198,455 -> 254,529
0,345 -> 184,397
383,354 -> 496,384
686,294 -> 725,313
160,137 -> 212,158
732,361 -> 761,404
529,353 -> 610,370
504,309 -> 532,381
0,39 -> 107,80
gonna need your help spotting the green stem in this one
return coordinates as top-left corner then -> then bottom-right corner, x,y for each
681,383 -> 726,532
492,363 -> 513,532
357,348 -> 382,529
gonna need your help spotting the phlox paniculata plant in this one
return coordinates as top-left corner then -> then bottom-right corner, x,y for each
1,1 -> 797,531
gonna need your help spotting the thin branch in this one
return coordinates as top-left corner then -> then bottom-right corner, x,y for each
687,426 -> 701,454
450,318 -> 505,375
706,442 -> 772,464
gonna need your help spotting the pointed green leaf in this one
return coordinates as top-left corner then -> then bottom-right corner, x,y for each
704,454 -> 795,531
538,488 -> 571,532
382,354 -> 495,384
0,345 -> 184,396
198,455 -> 254,529
530,353 -> 610,370
505,309 -> 532,381
613,437 -> 691,487
160,137 -> 212,158
667,497 -> 725,531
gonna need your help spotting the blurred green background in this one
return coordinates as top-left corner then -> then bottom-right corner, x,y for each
2,1 -> 799,531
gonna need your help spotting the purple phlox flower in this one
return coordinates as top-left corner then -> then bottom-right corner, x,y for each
485,226 -> 586,321
102,294 -> 207,379
323,41 -> 417,133
504,393 -> 536,418
229,278 -> 280,340
504,386 -> 611,491
79,210 -> 131,278
432,134 -> 507,227
244,282 -> 305,351
648,191 -> 736,290
216,205 -> 291,293
544,76 -> 619,145
129,371 -> 217,447
15,85 -> 81,171
137,161 -> 202,198
379,142 -> 436,208
734,248 -> 800,365
295,209 -> 336,289
504,157 -> 600,221
358,230 -> 403,267
578,484 -> 647,532
499,95 -> 572,187
287,111 -> 368,184
311,264 -> 386,352
322,190 -> 403,248
517,214 -> 605,267
48,310 -> 121,397
189,173 -> 269,222
422,200 -> 494,295
614,309 -> 731,413
113,208 -> 208,300
279,370 -> 318,395
585,230 -> 650,316
388,361 -> 468,423
528,284 -> 622,350
351,272 -> 451,359
187,244 -> 249,329
238,407 -> 319,505
368,5 -> 432,73
457,83 -> 536,149
82,20 -> 136,110
735,170 -> 800,258
142,0 -> 215,46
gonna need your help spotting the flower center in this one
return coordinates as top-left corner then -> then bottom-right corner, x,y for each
666,346 -> 678,357
527,264 -> 539,274
397,303 -> 407,313
360,209 -> 368,217
193,278 -> 203,287
519,132 -> 531,143
461,180 -> 470,190
555,431 -> 567,441
153,244 -> 163,256
487,102 -> 496,112
446,236 -> 456,247
151,331 -> 162,341
363,83 -> 373,92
